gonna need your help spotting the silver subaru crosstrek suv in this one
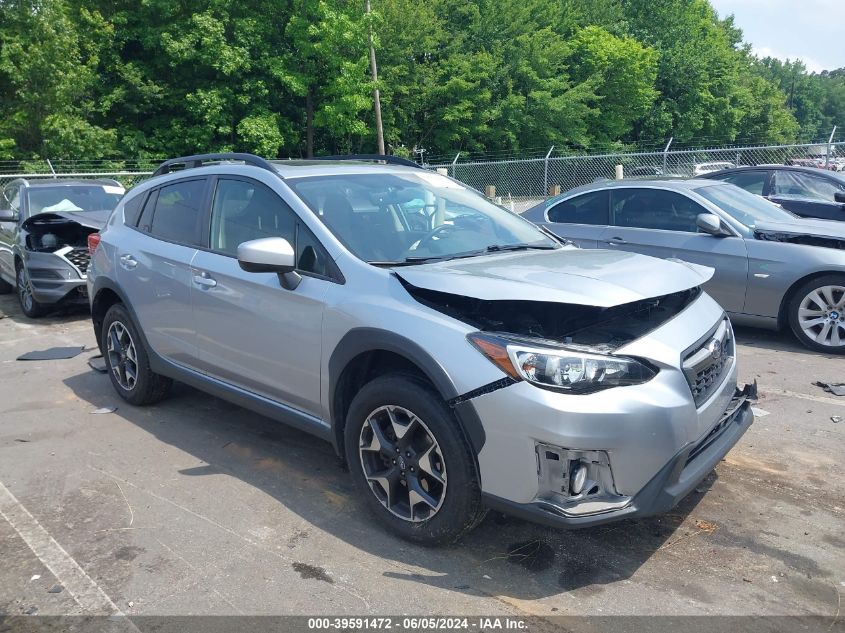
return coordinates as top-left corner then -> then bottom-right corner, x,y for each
88,153 -> 755,544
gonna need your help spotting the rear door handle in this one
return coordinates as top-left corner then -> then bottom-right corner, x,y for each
606,237 -> 627,246
119,254 -> 138,269
192,273 -> 217,288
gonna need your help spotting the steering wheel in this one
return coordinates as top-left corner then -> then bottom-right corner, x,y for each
413,222 -> 462,254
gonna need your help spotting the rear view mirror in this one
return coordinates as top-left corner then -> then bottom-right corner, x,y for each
696,213 -> 727,236
835,192 -> 845,204
0,209 -> 18,222
237,237 -> 301,289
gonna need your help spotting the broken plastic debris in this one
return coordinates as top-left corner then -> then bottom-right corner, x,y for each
91,407 -> 117,415
751,407 -> 770,418
47,585 -> 63,593
17,346 -> 85,361
813,381 -> 845,397
87,355 -> 108,373
832,416 -> 842,424
30,575 -> 40,582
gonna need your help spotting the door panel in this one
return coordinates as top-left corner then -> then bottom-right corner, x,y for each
116,230 -> 200,367
190,176 -> 331,418
605,188 -> 749,313
190,251 -> 328,417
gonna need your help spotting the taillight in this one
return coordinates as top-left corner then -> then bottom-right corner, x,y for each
87,232 -> 101,255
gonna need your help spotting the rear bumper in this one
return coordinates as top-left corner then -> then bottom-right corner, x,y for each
482,385 -> 755,529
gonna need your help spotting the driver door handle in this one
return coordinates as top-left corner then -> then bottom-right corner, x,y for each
605,237 -> 627,246
192,273 -> 217,288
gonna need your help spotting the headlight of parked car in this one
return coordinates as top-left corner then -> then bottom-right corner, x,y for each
468,332 -> 657,393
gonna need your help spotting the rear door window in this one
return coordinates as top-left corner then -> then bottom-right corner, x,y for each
720,170 -> 769,196
547,190 -> 609,225
611,188 -> 706,233
146,179 -> 208,246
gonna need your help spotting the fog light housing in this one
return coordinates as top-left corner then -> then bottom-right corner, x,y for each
570,462 -> 588,495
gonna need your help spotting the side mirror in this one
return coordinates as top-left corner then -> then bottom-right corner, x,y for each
696,213 -> 727,236
237,237 -> 301,289
0,208 -> 19,222
834,192 -> 845,204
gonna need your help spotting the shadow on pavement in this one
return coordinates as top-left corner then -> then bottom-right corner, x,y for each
62,366 -> 715,601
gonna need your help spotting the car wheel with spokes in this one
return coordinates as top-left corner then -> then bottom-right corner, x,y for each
788,275 -> 845,354
16,265 -> 47,318
345,375 -> 486,544
101,303 -> 173,405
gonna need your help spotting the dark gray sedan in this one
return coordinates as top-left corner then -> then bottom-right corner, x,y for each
523,179 -> 845,354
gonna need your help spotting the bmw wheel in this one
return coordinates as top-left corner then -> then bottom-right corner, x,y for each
788,275 -> 845,354
101,304 -> 173,405
344,375 -> 486,544
16,265 -> 47,318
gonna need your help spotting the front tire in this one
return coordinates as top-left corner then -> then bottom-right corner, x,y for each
788,275 -> 845,354
101,304 -> 172,405
344,375 -> 486,544
16,265 -> 48,318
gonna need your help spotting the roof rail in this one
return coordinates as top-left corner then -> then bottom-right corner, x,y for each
312,154 -> 422,169
152,153 -> 277,177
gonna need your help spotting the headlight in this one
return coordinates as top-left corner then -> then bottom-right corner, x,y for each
468,333 -> 656,393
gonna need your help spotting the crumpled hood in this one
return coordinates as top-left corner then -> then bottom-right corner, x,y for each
22,210 -> 109,231
394,248 -> 714,307
754,218 -> 845,241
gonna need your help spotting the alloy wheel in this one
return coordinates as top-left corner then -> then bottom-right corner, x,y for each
106,321 -> 139,391
798,285 -> 845,348
17,267 -> 34,313
358,405 -> 447,523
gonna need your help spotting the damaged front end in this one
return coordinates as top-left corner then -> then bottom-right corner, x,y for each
20,212 -> 103,305
22,213 -> 99,277
755,229 -> 844,250
400,276 -> 701,351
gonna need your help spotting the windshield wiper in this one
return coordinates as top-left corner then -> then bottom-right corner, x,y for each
485,243 -> 558,252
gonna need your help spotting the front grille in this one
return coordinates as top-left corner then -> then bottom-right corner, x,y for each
682,318 -> 734,407
63,248 -> 91,275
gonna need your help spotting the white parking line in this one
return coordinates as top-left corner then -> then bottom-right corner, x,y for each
762,388 -> 845,407
0,480 -> 124,616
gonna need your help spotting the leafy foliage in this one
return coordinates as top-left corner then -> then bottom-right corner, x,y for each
0,0 -> 840,160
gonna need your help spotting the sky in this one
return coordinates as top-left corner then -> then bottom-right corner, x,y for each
708,0 -> 844,73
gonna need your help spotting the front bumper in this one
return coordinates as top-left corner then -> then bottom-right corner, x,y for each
481,385 -> 755,528
23,250 -> 88,305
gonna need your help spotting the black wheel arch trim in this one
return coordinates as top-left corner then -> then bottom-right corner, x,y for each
328,328 -> 487,455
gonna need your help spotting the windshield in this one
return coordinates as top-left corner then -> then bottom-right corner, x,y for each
696,183 -> 796,229
287,171 -> 556,264
26,185 -> 124,216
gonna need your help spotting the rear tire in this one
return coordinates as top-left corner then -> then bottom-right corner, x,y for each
787,274 -> 845,354
344,374 -> 486,544
101,303 -> 172,405
16,265 -> 48,318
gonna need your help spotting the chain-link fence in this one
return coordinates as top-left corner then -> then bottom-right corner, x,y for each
0,159 -> 158,192
2,141 -> 844,210
429,140 -> 845,213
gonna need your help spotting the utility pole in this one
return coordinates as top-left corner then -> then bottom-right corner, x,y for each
366,0 -> 385,154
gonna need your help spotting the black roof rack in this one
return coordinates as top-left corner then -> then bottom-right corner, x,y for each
312,154 -> 422,169
152,153 -> 277,177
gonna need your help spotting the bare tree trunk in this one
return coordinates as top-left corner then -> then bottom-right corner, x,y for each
306,87 -> 314,158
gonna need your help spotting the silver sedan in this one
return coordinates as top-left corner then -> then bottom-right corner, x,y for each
523,179 -> 845,354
